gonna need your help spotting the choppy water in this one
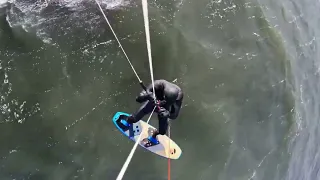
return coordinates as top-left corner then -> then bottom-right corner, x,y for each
0,0 -> 319,179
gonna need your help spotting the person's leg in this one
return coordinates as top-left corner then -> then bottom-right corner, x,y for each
139,110 -> 170,147
142,115 -> 168,147
117,100 -> 154,131
152,115 -> 168,138
127,100 -> 154,123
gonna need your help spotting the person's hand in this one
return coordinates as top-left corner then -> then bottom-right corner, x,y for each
156,100 -> 166,107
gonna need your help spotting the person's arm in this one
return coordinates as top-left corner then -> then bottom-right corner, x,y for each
169,91 -> 183,119
136,80 -> 164,103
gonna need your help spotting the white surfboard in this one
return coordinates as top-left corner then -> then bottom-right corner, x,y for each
112,111 -> 182,160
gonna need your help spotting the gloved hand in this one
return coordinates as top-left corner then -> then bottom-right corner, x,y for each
158,107 -> 170,118
156,100 -> 166,107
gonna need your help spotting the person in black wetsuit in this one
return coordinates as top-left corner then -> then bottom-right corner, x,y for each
116,79 -> 183,147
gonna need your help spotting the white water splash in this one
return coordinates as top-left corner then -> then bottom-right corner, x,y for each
0,0 -> 8,8
45,0 -> 130,10
98,0 -> 130,9
5,0 -> 130,44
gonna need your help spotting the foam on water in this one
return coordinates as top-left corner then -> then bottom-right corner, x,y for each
45,0 -> 130,10
0,59 -> 32,124
0,0 -> 8,8
3,0 -> 130,45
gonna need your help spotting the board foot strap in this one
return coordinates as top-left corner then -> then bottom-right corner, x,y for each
129,124 -> 134,138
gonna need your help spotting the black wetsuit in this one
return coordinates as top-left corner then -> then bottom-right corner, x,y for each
127,79 -> 183,137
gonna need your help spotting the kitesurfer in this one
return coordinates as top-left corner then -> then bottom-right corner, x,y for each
116,79 -> 183,147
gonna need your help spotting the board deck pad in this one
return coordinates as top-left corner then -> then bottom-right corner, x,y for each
112,111 -> 182,159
